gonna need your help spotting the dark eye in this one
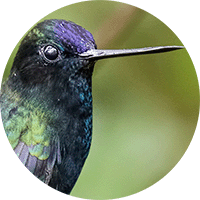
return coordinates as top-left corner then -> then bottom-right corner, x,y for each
43,45 -> 59,60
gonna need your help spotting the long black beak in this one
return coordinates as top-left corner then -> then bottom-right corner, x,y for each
79,46 -> 184,60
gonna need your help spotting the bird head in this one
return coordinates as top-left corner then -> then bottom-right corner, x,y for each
11,19 -> 97,87
9,19 -> 184,95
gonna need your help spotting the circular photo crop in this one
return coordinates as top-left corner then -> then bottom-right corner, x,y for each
1,1 -> 199,199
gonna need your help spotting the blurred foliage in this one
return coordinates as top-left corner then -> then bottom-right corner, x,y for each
2,0 -> 199,199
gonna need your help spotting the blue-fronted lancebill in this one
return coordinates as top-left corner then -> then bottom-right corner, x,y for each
0,19 -> 184,194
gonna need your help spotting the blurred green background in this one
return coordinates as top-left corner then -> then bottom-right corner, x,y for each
2,0 -> 199,199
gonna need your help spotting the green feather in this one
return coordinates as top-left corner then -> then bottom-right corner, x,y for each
1,84 -> 51,160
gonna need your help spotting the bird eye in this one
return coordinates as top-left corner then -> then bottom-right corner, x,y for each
43,45 -> 59,61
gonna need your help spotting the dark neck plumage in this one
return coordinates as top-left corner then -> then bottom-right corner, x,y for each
7,67 -> 93,116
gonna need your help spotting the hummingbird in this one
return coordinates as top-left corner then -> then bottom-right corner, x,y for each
0,19 -> 184,194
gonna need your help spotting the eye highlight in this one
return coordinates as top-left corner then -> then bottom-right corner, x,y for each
44,45 -> 58,60
41,45 -> 61,62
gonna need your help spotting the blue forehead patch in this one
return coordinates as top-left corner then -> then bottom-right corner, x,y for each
52,20 -> 97,54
